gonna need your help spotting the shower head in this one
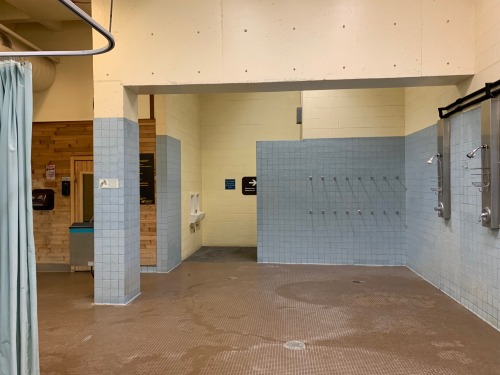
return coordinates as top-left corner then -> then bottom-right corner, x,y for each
427,153 -> 441,164
466,144 -> 488,159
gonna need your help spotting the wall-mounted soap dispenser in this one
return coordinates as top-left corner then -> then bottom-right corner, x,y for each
429,118 -> 451,219
189,192 -> 205,225
470,98 -> 500,228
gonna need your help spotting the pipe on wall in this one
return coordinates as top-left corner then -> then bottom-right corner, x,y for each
0,31 -> 56,92
0,0 -> 114,57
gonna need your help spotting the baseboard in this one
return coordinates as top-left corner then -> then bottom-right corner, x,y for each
36,263 -> 71,272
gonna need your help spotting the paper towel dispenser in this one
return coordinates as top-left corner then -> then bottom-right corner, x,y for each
32,189 -> 54,210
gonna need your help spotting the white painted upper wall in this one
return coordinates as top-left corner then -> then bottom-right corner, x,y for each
92,0 -> 474,116
405,0 -> 500,134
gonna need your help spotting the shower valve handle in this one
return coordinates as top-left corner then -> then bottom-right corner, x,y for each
434,202 -> 444,214
478,207 -> 491,223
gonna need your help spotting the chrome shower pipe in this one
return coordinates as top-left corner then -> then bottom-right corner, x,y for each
466,144 -> 488,159
433,118 -> 451,219
427,153 -> 441,164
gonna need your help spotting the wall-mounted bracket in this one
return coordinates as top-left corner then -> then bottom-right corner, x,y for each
432,118 -> 451,219
479,98 -> 500,228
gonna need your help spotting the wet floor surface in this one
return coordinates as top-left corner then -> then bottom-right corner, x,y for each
37,264 -> 500,374
184,246 -> 257,263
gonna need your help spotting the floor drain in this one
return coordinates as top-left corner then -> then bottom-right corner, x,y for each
284,341 -> 306,351
352,280 -> 364,283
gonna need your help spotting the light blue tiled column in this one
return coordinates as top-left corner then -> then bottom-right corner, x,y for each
93,118 -> 140,304
156,136 -> 182,272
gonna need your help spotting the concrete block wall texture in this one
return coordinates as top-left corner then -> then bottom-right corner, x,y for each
156,136 -> 182,273
92,0 -> 474,90
13,22 -> 95,122
257,137 -> 406,265
200,92 -> 301,247
405,0 -> 500,135
406,108 -> 499,330
404,85 -> 461,135
302,89 -> 405,139
157,89 -> 407,254
93,118 -> 140,304
155,94 -> 202,260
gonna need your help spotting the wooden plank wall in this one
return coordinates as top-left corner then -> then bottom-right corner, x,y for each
32,121 -> 92,264
32,120 -> 157,266
138,119 -> 157,266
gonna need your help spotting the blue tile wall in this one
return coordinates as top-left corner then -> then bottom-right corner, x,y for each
156,136 -> 182,272
257,137 -> 406,265
406,108 -> 500,330
93,118 -> 140,305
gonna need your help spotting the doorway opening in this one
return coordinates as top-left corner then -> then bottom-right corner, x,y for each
70,156 -> 93,223
70,156 -> 94,273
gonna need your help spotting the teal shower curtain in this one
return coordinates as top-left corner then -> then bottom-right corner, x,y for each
0,61 -> 40,375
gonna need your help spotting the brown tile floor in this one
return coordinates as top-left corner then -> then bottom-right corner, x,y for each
37,264 -> 500,375
185,246 -> 257,263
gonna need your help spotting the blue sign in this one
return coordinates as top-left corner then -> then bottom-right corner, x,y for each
225,179 -> 236,190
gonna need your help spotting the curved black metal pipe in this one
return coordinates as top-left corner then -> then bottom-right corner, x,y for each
439,79 -> 500,119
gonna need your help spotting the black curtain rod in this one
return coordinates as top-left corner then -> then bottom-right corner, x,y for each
438,79 -> 500,119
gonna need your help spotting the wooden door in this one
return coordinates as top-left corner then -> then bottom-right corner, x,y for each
80,172 -> 94,222
71,156 -> 93,223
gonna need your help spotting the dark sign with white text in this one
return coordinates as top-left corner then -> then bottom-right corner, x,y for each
242,177 -> 257,195
140,153 -> 155,204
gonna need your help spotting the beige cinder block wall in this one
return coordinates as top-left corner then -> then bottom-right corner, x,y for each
157,88 -> 406,250
92,0 -> 474,92
13,21 -> 94,122
200,92 -> 300,247
155,94 -> 203,259
405,0 -> 500,134
13,21 -> 151,122
302,89 -> 405,139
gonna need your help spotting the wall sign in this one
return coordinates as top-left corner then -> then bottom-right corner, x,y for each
242,176 -> 257,195
99,179 -> 119,188
45,164 -> 55,180
225,179 -> 236,190
140,153 -> 155,204
32,189 -> 55,210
